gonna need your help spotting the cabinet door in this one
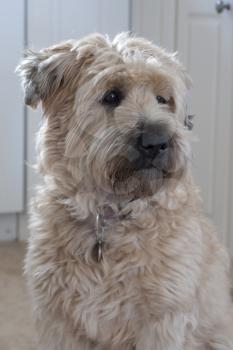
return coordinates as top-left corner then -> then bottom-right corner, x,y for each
0,0 -> 24,213
26,0 -> 130,199
177,0 -> 233,247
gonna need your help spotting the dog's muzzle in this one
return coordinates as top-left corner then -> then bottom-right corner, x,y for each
128,122 -> 170,170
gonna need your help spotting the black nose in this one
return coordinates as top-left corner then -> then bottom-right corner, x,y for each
137,124 -> 169,159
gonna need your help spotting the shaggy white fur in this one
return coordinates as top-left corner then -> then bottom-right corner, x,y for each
17,33 -> 233,350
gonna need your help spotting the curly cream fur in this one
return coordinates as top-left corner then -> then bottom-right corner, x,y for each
17,33 -> 233,350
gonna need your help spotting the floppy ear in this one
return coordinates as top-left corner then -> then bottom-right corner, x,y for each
16,40 -> 95,109
16,42 -> 76,108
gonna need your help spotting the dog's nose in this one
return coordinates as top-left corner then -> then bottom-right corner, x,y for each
137,124 -> 169,159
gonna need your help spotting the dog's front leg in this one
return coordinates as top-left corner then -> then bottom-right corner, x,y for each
135,312 -> 195,350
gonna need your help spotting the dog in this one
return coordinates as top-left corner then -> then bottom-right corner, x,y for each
17,33 -> 233,350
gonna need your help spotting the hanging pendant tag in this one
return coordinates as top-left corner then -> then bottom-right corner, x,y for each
92,240 -> 104,263
97,240 -> 103,262
92,213 -> 105,263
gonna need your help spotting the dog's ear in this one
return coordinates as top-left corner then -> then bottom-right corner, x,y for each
16,40 -> 96,109
16,42 -> 75,108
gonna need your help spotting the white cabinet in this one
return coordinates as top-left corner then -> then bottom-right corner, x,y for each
0,0 -> 24,213
0,0 -> 130,240
27,0 -> 129,47
26,0 -> 130,199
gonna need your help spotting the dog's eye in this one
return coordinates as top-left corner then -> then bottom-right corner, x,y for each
156,95 -> 168,104
102,89 -> 123,107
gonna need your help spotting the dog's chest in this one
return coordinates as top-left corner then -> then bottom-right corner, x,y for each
48,214 -> 201,345
73,229 -> 196,345
74,259 -> 149,344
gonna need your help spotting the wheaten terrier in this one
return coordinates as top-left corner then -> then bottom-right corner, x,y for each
17,33 -> 233,350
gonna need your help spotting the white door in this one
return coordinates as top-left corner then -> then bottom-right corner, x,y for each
132,0 -> 233,252
26,0 -> 130,200
177,0 -> 233,249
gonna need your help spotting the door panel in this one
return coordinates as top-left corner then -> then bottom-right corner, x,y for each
187,16 -> 220,215
177,0 -> 233,246
131,0 -> 176,51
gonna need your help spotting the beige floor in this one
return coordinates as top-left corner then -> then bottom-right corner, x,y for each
0,242 -> 37,350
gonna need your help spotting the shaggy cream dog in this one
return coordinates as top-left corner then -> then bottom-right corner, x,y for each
17,33 -> 233,350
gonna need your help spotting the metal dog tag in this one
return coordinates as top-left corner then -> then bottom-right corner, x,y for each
92,213 -> 105,263
92,240 -> 104,263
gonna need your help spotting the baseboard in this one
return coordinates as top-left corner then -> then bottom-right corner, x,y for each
17,213 -> 29,241
0,214 -> 17,240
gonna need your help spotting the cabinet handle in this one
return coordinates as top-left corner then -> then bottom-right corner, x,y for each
215,0 -> 231,13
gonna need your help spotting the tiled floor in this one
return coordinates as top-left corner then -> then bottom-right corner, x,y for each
0,242 -> 37,350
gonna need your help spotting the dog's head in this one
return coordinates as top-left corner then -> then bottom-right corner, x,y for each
17,33 -> 192,198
